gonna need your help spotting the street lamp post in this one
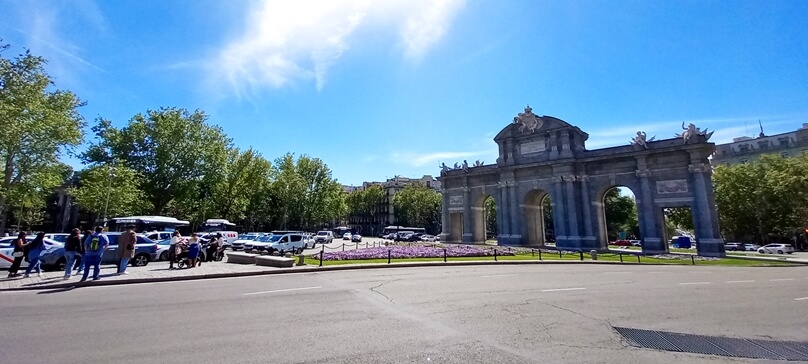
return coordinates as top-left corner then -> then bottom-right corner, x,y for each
102,163 -> 115,226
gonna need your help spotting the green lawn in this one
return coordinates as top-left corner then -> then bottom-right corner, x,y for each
299,253 -> 799,267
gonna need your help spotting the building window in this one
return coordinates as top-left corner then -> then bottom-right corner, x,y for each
738,144 -> 750,153
779,138 -> 790,147
758,141 -> 769,150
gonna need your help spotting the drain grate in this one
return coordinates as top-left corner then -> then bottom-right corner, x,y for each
614,327 -> 808,361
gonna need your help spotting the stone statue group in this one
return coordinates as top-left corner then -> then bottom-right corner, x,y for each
440,159 -> 484,175
631,122 -> 714,149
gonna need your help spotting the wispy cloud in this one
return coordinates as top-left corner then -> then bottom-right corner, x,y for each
15,28 -> 105,73
212,0 -> 465,96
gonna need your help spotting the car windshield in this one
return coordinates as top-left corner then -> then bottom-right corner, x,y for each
317,231 -> 328,236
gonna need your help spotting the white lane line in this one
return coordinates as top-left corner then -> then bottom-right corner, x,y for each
542,287 -> 586,292
678,282 -> 711,285
648,271 -> 665,274
769,278 -> 795,282
688,271 -> 712,274
243,286 -> 322,296
480,274 -> 517,278
727,280 -> 755,283
603,272 -> 632,275
795,297 -> 808,301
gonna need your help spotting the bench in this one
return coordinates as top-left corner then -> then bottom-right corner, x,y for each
225,252 -> 258,264
254,255 -> 295,268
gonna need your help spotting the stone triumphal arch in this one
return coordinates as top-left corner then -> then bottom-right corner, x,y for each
438,107 -> 725,257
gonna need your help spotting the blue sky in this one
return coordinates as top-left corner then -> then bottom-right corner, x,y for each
2,0 -> 807,186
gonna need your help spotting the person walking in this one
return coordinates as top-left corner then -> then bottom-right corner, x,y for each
63,228 -> 83,279
206,233 -> 221,262
23,232 -> 47,278
7,232 -> 26,278
117,229 -> 136,275
168,230 -> 181,270
76,229 -> 92,276
186,233 -> 201,268
80,226 -> 109,282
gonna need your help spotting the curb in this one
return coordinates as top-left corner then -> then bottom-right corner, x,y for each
0,259 -> 642,292
3,257 -> 803,292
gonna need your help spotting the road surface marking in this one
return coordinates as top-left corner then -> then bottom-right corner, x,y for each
726,280 -> 755,283
603,272 -> 632,275
647,271 -> 665,274
688,271 -> 712,274
769,278 -> 794,282
795,297 -> 808,301
480,274 -> 517,278
678,282 -> 711,285
542,287 -> 586,292
243,286 -> 322,296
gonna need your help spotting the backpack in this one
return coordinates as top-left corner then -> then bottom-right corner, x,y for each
89,236 -> 102,252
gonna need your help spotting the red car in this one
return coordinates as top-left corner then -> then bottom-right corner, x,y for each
611,240 -> 632,246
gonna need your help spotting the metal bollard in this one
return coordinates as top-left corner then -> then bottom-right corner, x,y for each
319,245 -> 324,267
619,252 -> 623,263
388,249 -> 391,264
494,249 -> 498,262
691,255 -> 695,265
342,244 -> 345,251
579,250 -> 584,261
637,254 -> 641,263
539,250 -> 542,261
443,248 -> 447,262
531,248 -> 535,257
559,250 -> 563,259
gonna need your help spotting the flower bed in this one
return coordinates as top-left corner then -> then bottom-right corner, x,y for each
317,245 -> 514,261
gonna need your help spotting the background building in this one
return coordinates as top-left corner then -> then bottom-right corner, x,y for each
343,175 -> 441,236
711,123 -> 808,165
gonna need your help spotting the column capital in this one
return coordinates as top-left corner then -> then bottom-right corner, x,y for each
635,169 -> 652,178
688,163 -> 710,174
551,176 -> 564,183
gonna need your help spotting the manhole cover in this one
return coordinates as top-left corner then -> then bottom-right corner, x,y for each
614,327 -> 808,361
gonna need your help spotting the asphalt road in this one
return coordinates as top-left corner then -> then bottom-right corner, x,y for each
1,264 -> 807,363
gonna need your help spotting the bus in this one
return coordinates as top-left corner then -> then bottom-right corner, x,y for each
382,226 -> 426,236
109,216 -> 190,234
198,219 -> 239,244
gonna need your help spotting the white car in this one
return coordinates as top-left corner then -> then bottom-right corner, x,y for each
0,237 -> 63,269
420,235 -> 437,242
757,244 -> 794,255
247,233 -> 307,254
351,234 -> 362,243
231,233 -> 263,251
342,233 -> 351,240
744,243 -> 761,251
44,233 -> 70,244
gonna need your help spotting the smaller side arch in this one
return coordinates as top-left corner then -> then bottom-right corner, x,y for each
523,189 -> 550,246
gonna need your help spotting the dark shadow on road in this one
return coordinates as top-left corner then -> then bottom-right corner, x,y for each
36,286 -> 78,294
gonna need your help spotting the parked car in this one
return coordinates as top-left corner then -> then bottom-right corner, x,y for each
44,233 -> 70,244
231,233 -> 263,251
611,240 -> 632,247
41,233 -> 158,271
0,237 -> 62,270
351,234 -> 362,243
246,233 -> 307,255
743,243 -> 761,251
315,231 -> 334,244
141,231 -> 174,242
420,235 -> 437,242
629,240 -> 641,246
724,242 -> 745,251
342,233 -> 351,240
757,244 -> 794,255
155,239 -> 172,261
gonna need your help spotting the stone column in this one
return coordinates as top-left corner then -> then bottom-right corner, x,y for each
551,176 -> 567,245
560,130 -> 573,158
440,189 -> 450,239
578,175 -> 595,245
507,181 -> 520,244
563,175 -> 580,248
636,168 -> 663,253
689,163 -> 725,257
462,187 -> 473,243
498,181 -> 510,239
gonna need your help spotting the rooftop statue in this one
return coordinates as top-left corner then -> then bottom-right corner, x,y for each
514,105 -> 543,134
676,122 -> 714,144
630,131 -> 656,149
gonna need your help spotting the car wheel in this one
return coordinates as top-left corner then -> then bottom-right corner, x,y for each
52,257 -> 66,272
160,251 -> 169,261
132,254 -> 149,267
777,250 -> 783,254
758,249 -> 764,254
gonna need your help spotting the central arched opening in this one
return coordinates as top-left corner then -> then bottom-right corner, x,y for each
524,190 -> 552,246
598,186 -> 640,250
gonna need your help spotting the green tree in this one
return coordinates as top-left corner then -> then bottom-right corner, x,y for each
664,207 -> 694,232
604,189 -> 639,240
271,153 -> 345,231
70,164 -> 147,221
0,42 -> 85,231
713,154 -> 808,243
484,196 -> 497,237
392,185 -> 441,233
346,184 -> 387,231
209,148 -> 273,222
82,108 -> 231,215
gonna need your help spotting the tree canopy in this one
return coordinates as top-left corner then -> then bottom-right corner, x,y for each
392,185 -> 441,233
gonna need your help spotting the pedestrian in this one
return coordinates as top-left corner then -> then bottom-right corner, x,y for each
117,228 -> 136,275
169,230 -> 181,270
80,226 -> 109,282
206,233 -> 221,262
7,232 -> 26,278
23,232 -> 47,278
76,229 -> 92,275
186,233 -> 201,268
63,228 -> 83,279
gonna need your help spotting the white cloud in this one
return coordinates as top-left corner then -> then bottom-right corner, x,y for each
391,150 -> 491,167
213,0 -> 465,96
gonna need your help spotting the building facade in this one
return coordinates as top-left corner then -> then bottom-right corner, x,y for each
711,123 -> 808,165
344,175 -> 441,236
